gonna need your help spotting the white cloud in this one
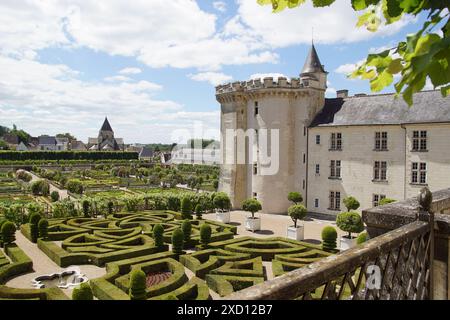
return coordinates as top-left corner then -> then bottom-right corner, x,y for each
119,67 -> 142,75
0,55 -> 218,143
213,1 -> 227,13
104,75 -> 133,82
189,72 -> 232,86
249,73 -> 287,81
335,63 -> 359,75
232,0 -> 414,47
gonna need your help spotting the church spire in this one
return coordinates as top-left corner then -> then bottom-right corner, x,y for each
301,43 -> 325,76
100,117 -> 113,132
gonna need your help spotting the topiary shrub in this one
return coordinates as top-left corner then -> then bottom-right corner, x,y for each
321,226 -> 338,252
1,221 -> 16,246
66,179 -> 83,195
172,228 -> 184,255
213,192 -> 231,212
38,219 -> 49,240
0,219 -> 6,246
242,198 -> 262,219
82,199 -> 90,218
30,180 -> 50,196
379,198 -> 396,206
343,196 -> 360,211
287,204 -> 307,228
288,192 -> 303,205
72,282 -> 94,300
152,224 -> 164,248
336,212 -> 365,239
356,232 -> 369,244
195,203 -> 203,220
29,212 -> 42,243
181,220 -> 192,244
129,269 -> 147,300
107,201 -> 115,216
50,191 -> 60,202
181,197 -> 193,220
16,169 -> 32,182
200,224 -> 212,248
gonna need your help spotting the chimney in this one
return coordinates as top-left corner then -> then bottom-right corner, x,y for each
336,89 -> 349,98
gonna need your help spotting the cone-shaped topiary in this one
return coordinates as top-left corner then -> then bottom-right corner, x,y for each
195,203 -> 203,220
181,197 -> 192,220
181,220 -> 192,244
29,212 -> 42,243
321,226 -> 337,252
336,212 -> 365,239
50,191 -> 60,202
200,224 -> 212,248
1,221 -> 16,246
129,269 -> 147,300
152,224 -> 164,248
171,228 -> 184,255
82,199 -> 90,218
72,282 -> 94,300
356,232 -> 369,244
38,219 -> 49,240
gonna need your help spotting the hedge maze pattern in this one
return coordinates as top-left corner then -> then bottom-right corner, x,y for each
6,210 -> 332,300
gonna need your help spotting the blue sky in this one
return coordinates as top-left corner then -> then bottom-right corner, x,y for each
0,0 -> 428,144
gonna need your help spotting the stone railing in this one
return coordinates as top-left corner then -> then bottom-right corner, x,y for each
224,188 -> 442,300
215,77 -> 306,95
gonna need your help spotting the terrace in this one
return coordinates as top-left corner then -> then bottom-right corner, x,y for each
225,187 -> 449,300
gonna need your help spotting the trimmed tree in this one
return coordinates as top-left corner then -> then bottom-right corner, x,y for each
72,282 -> 94,300
195,203 -> 203,220
82,199 -> 90,218
200,224 -> 212,248
50,191 -> 60,202
180,197 -> 192,220
336,212 -> 365,239
107,201 -> 115,217
343,196 -> 360,212
288,192 -> 303,205
213,192 -> 231,212
38,219 -> 49,240
152,224 -> 164,248
242,198 -> 262,219
321,226 -> 338,252
171,228 -> 184,255
287,204 -> 307,228
0,219 -> 6,246
129,269 -> 147,300
29,212 -> 42,243
181,220 -> 192,244
1,221 -> 16,246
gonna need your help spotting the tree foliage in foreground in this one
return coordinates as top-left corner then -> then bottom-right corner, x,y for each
257,0 -> 450,105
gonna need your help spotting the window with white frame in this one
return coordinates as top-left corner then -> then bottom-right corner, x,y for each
375,132 -> 388,151
329,191 -> 341,211
412,131 -> 427,151
330,133 -> 342,151
316,135 -> 321,145
373,194 -> 386,207
374,161 -> 387,181
314,199 -> 319,208
412,162 -> 427,184
330,160 -> 341,179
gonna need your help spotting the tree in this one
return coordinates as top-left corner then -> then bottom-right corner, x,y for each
321,226 -> 338,252
343,196 -> 360,212
180,197 -> 193,220
29,212 -> 42,243
56,133 -> 77,142
195,203 -> 203,220
72,282 -> 93,300
66,180 -> 83,195
50,191 -> 60,202
1,221 -> 16,246
181,220 -> 192,244
336,212 -> 365,239
152,224 -> 164,248
171,228 -> 184,255
129,269 -> 147,300
200,224 -> 212,248
287,204 -> 307,228
30,180 -> 50,196
38,219 -> 49,240
82,199 -> 91,218
257,0 -> 450,105
242,198 -> 262,219
287,192 -> 303,205
213,192 -> 231,212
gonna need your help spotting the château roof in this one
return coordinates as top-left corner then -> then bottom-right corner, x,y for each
100,117 -> 113,132
301,44 -> 325,75
310,90 -> 450,127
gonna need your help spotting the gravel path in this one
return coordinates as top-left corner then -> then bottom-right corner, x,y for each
27,171 -> 69,200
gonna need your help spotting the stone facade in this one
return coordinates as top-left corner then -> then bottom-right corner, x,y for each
217,44 -> 450,216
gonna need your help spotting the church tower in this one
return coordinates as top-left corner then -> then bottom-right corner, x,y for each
216,44 -> 327,214
98,117 -> 114,144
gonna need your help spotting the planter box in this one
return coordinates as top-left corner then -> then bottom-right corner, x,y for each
339,236 -> 357,251
216,210 -> 231,223
245,217 -> 261,232
287,226 -> 304,241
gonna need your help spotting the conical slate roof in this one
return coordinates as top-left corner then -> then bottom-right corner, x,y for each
301,44 -> 325,75
100,117 -> 113,132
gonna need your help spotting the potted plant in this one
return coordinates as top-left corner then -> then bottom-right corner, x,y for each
336,211 -> 365,251
213,192 -> 231,223
287,204 -> 307,240
242,198 -> 262,232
